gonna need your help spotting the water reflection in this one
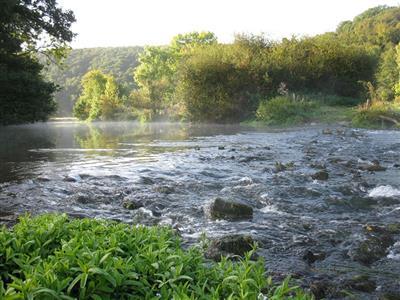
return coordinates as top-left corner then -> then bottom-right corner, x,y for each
0,122 -> 245,182
0,124 -> 57,182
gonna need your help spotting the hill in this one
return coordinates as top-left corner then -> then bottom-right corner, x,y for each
43,47 -> 142,116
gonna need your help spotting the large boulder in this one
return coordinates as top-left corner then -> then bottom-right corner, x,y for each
348,234 -> 394,265
208,198 -> 253,221
205,234 -> 255,261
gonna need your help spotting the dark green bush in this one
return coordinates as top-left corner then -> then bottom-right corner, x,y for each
0,214 -> 311,299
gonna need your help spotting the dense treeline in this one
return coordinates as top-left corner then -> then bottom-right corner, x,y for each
63,5 -> 400,124
0,0 -> 75,125
43,47 -> 142,116
70,5 -> 400,123
178,36 -> 376,122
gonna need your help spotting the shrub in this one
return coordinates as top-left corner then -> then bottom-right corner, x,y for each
352,101 -> 400,128
256,96 -> 318,125
0,214 -> 311,299
177,44 -> 269,123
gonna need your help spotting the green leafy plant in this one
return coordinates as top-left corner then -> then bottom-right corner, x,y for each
0,214 -> 311,299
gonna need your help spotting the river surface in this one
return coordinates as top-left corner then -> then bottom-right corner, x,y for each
0,121 -> 400,298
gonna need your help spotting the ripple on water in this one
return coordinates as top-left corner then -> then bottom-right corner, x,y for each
1,123 -> 400,299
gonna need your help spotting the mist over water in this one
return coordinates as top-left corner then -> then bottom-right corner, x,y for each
1,121 -> 400,298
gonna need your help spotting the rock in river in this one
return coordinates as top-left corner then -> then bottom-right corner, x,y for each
344,274 -> 376,293
205,234 -> 255,261
358,160 -> 387,172
122,198 -> 143,210
208,197 -> 253,221
302,249 -> 326,264
311,170 -> 329,181
348,233 -> 394,265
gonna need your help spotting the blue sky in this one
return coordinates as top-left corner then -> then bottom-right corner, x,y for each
58,0 -> 400,48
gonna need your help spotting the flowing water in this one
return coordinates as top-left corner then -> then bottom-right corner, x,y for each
1,121 -> 400,298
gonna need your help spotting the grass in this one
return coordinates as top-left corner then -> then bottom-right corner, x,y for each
254,95 -> 353,127
352,100 -> 400,128
255,96 -> 317,126
0,214 -> 311,299
307,105 -> 353,124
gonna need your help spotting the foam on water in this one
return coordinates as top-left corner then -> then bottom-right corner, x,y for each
368,185 -> 400,198
388,242 -> 400,260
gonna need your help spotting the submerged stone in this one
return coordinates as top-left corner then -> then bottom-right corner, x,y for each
71,194 -> 93,204
208,197 -> 253,221
345,274 -> 376,293
312,170 -> 329,181
378,283 -> 400,300
322,129 -> 333,135
274,161 -> 294,173
205,234 -> 255,261
63,175 -> 79,182
302,249 -> 326,264
310,279 -> 335,300
139,176 -> 155,185
359,161 -> 387,172
154,185 -> 175,194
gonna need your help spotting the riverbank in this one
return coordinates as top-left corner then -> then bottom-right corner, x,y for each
247,99 -> 400,129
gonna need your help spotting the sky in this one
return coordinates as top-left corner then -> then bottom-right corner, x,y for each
58,0 -> 400,48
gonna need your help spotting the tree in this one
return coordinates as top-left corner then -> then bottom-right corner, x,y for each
176,43 -> 269,122
376,46 -> 398,101
336,6 -> 400,48
394,44 -> 400,98
0,0 -> 75,125
170,31 -> 217,52
42,47 -> 142,116
73,70 -> 122,121
132,32 -> 218,118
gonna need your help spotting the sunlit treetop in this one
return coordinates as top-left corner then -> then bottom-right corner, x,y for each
170,31 -> 218,51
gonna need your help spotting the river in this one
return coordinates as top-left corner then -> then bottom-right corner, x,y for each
0,121 -> 399,299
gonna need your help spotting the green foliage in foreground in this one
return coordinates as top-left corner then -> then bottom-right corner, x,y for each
0,214 -> 311,300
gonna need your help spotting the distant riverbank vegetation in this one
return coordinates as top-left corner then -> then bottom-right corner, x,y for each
3,4 -> 400,127
61,5 -> 400,127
